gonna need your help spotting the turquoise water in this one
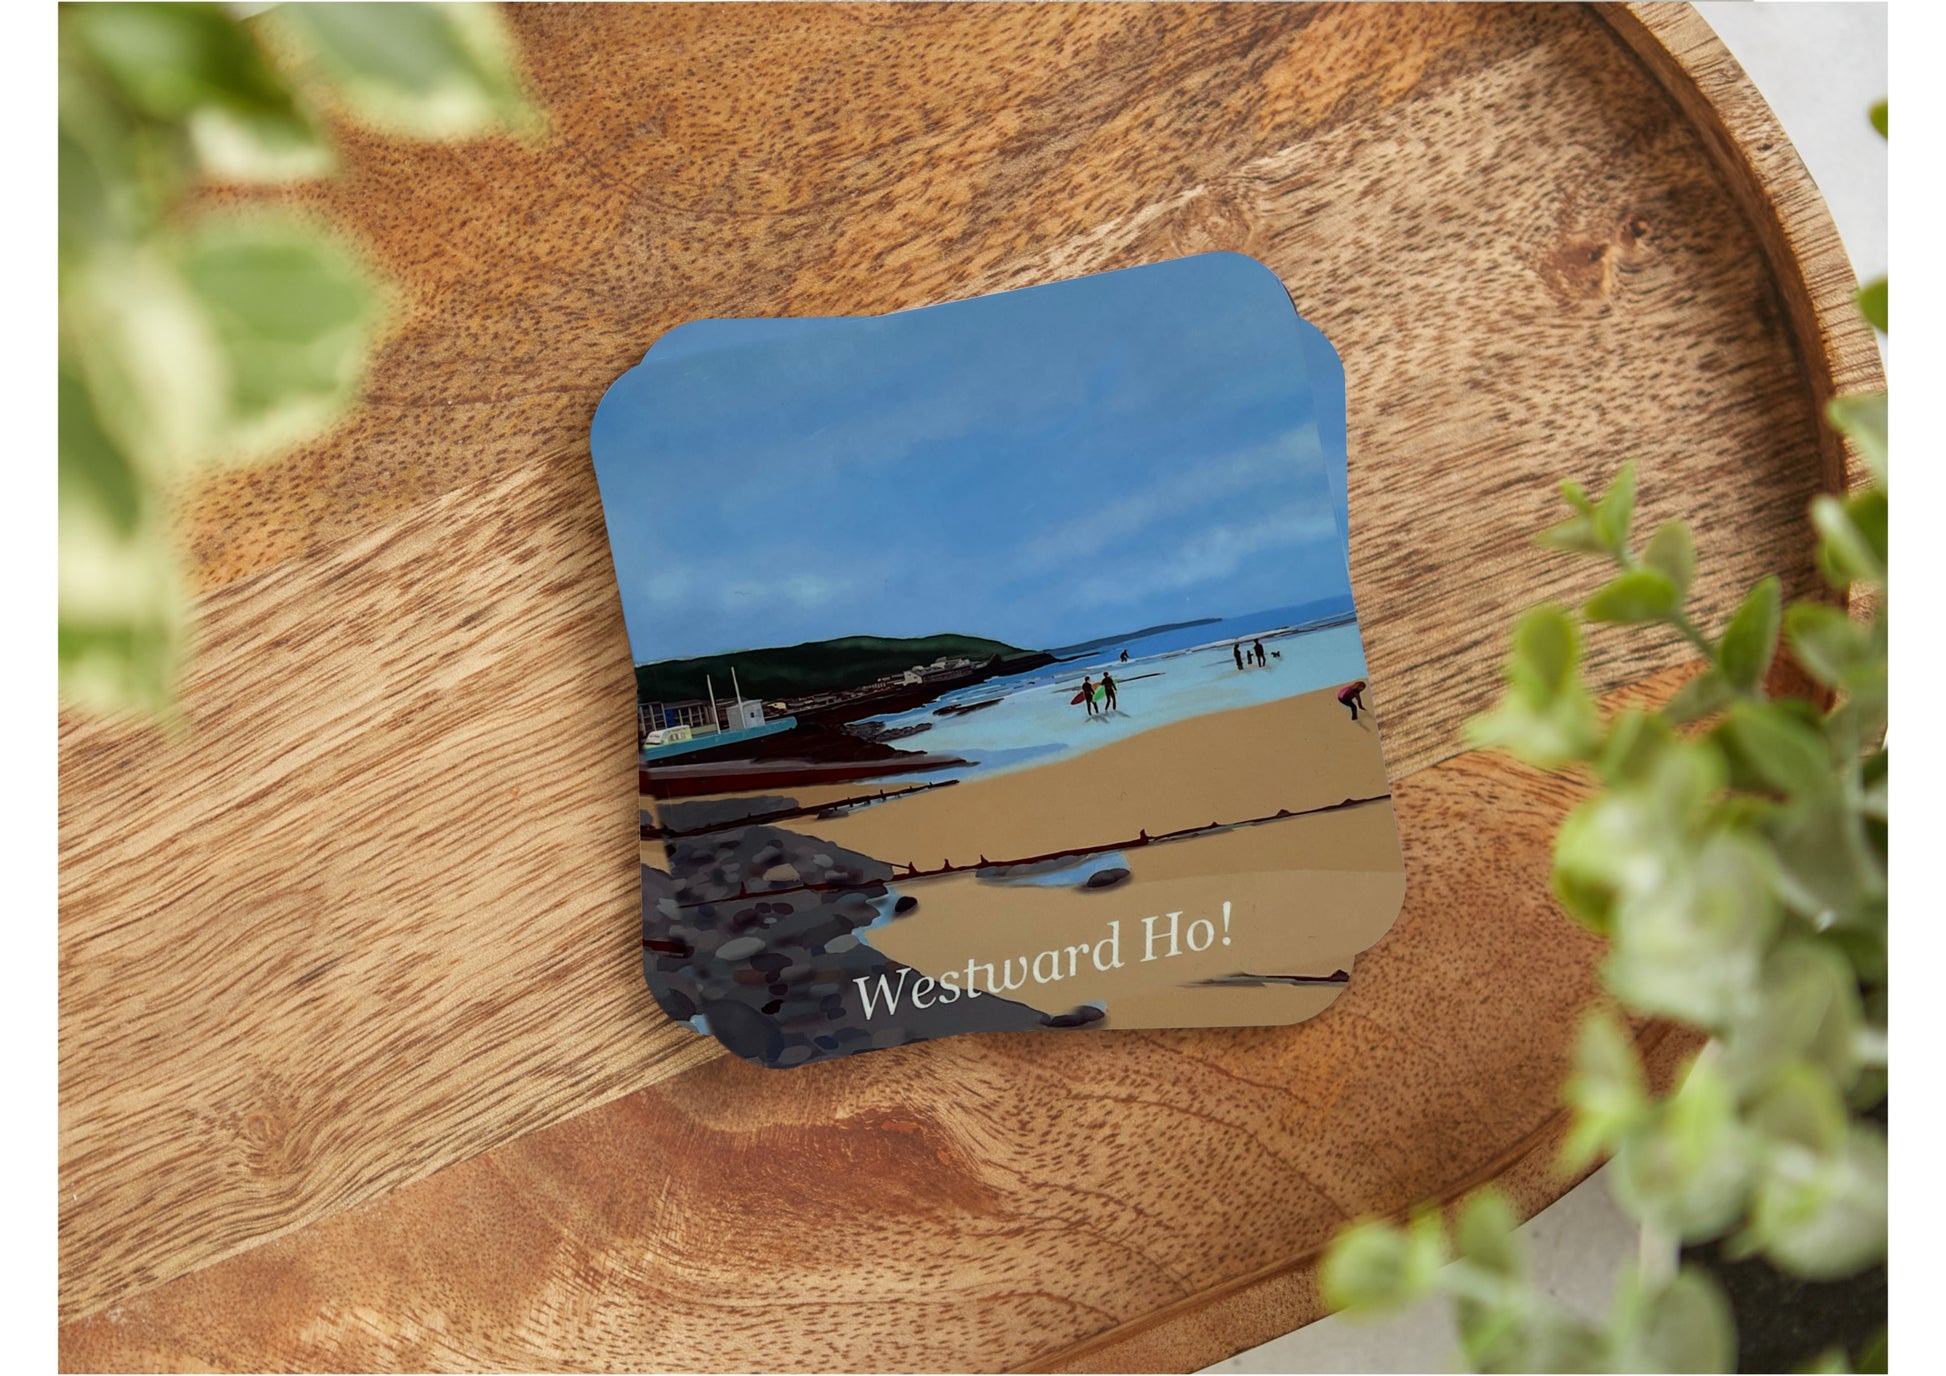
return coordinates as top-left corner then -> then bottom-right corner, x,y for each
865,614 -> 1369,783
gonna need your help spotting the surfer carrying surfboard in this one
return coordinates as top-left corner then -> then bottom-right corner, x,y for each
1080,675 -> 1099,716
1101,670 -> 1118,711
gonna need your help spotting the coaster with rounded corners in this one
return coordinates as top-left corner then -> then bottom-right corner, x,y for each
595,253 -> 1403,1067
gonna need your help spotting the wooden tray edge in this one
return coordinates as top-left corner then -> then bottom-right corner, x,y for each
1596,2 -> 1884,494
1030,1023 -> 1706,1375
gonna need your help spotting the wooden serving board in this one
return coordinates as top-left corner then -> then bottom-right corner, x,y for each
58,4 -> 1879,1370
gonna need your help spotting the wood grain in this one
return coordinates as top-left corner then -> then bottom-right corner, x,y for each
172,0 -> 1845,781
1595,3 -> 1884,493
59,455 -> 721,1321
60,736 -> 1665,1373
59,1 -> 1880,1368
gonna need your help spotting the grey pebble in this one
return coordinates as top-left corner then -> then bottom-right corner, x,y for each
715,935 -> 767,961
700,998 -> 778,1061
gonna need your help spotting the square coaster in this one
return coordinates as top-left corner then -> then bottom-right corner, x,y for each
595,253 -> 1403,1066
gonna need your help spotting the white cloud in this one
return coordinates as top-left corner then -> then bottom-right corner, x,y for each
1068,500 -> 1335,609
638,554 -> 866,620
640,569 -> 692,605
716,572 -> 857,611
1012,433 -> 1315,575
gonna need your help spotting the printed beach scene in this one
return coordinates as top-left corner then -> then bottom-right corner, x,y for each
591,253 -> 1405,1067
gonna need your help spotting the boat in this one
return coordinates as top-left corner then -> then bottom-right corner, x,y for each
640,715 -> 797,762
640,665 -> 797,764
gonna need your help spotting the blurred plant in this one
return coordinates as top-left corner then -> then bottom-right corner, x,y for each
1321,102 -> 1888,1374
59,2 -> 536,715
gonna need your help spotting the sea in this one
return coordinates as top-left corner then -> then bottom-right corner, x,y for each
859,604 -> 1370,782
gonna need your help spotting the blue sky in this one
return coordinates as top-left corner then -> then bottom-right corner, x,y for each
590,253 -> 1350,663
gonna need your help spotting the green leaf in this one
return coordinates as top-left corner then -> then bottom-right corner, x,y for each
1561,1014 -> 1647,1169
1631,1269 -> 1736,1374
1526,1320 -> 1611,1374
175,215 -> 382,462
1603,821 -> 1778,1027
1594,709 -> 1676,786
1663,668 -> 1734,725
59,616 -> 183,717
59,361 -> 142,537
1456,1299 -> 1531,1373
273,2 -> 538,141
1717,575 -> 1781,691
1785,603 -> 1870,688
1592,459 -> 1638,550
59,363 -> 187,715
1586,567 -> 1679,624
1742,1122 -> 1886,1279
1859,746 -> 1888,812
1869,99 -> 1887,138
1826,393 -> 1887,483
1821,925 -> 1887,989
1845,489 -> 1887,567
67,2 -> 330,181
1551,866 -> 1617,937
1550,796 -> 1636,937
1467,605 -> 1601,769
71,3 -> 287,121
1537,512 -> 1611,557
1455,1189 -> 1523,1278
1813,492 -> 1886,587
1853,278 -> 1887,334
1770,793 -> 1880,929
1320,1210 -> 1446,1315
1611,1055 -> 1753,1240
1559,479 -> 1593,513
1746,1062 -> 1849,1156
62,242 -> 231,476
56,71 -> 153,251
1467,691 -> 1602,771
1641,521 -> 1696,599
1720,576 -> 1782,692
1721,700 -> 1831,798
1719,943 -> 1863,1094
189,103 -> 336,183
1509,604 -> 1579,699
1802,1345 -> 1854,1374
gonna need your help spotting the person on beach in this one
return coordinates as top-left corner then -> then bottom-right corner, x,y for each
1081,675 -> 1099,716
1338,679 -> 1370,721
1101,670 -> 1118,711
1233,643 -> 1244,670
1253,639 -> 1266,666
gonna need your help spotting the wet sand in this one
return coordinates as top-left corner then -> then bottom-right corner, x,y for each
791,686 -> 1393,869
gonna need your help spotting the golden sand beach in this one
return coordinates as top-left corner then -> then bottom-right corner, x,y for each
644,685 -> 1404,1024
796,687 -> 1393,868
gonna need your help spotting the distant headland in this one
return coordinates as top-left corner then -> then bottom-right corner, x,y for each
634,633 -> 1043,705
